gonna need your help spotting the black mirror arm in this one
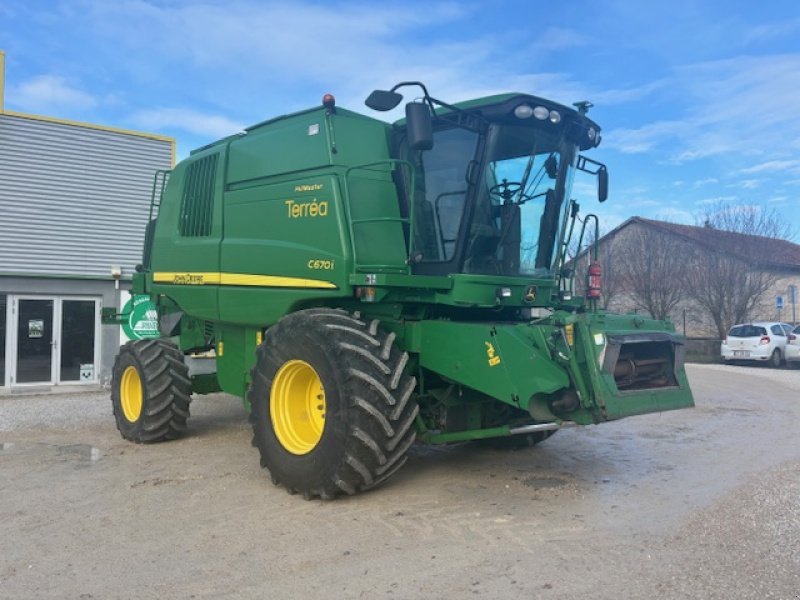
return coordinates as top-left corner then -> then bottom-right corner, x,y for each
389,81 -> 488,131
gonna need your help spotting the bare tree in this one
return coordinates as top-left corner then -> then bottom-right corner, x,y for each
685,202 -> 792,338
616,226 -> 690,320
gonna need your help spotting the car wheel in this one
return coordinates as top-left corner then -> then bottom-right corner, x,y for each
769,349 -> 782,368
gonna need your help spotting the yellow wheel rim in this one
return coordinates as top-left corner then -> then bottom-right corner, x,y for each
270,360 -> 326,455
120,365 -> 143,423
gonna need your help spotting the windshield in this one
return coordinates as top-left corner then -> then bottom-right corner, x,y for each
465,124 -> 576,276
406,122 -> 577,277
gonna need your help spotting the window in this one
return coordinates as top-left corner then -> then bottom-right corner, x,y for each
179,154 -> 218,237
414,128 -> 480,262
728,325 -> 766,338
60,300 -> 97,382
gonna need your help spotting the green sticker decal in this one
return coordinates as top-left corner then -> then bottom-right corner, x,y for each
121,295 -> 160,340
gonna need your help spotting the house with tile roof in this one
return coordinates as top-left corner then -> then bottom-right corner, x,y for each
575,217 -> 800,338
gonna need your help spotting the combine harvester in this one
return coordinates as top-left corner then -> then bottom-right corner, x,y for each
106,82 -> 694,499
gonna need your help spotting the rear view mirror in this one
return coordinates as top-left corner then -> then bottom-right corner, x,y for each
598,166 -> 608,203
576,155 -> 609,203
405,102 -> 433,151
365,89 -> 403,111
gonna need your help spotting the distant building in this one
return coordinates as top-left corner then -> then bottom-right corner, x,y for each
0,51 -> 174,391
575,217 -> 800,337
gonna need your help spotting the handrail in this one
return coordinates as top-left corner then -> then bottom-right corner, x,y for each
343,159 -> 416,272
148,169 -> 171,221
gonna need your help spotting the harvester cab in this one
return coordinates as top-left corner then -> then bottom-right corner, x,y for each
107,81 -> 694,500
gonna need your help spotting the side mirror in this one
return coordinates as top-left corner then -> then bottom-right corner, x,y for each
598,166 -> 608,203
365,89 -> 403,111
406,102 -> 433,151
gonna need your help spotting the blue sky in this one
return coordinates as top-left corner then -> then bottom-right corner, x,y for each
2,0 -> 799,234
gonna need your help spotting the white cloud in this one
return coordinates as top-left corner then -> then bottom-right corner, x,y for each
72,1 -> 658,122
743,18 -> 800,44
531,27 -> 588,52
603,120 -> 681,154
693,177 -> 718,187
739,160 -> 800,175
8,75 -> 98,113
130,108 -> 246,138
603,54 -> 800,166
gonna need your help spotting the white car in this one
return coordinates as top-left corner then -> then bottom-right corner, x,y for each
785,325 -> 800,367
721,322 -> 794,367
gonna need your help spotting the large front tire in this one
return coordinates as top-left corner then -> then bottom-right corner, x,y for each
111,339 -> 192,443
248,309 -> 418,500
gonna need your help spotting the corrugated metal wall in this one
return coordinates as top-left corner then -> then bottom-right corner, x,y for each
0,114 -> 172,278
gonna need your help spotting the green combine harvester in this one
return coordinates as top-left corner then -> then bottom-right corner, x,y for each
107,82 -> 694,499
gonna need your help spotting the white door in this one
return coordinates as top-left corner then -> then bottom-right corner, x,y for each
7,296 -> 101,387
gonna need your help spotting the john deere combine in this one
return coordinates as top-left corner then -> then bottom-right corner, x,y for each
108,82 -> 694,499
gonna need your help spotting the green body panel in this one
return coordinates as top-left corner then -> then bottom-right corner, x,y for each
216,323 -> 261,400
412,320 -> 570,409
218,174 -> 349,324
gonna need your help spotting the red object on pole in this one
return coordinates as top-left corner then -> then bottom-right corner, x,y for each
587,261 -> 602,299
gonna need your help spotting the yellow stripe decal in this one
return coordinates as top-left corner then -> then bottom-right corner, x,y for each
153,272 -> 337,289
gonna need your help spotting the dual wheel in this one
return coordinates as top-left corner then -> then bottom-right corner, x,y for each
248,308 -> 418,500
111,339 -> 192,443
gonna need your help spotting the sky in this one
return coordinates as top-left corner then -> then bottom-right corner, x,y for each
2,0 -> 799,235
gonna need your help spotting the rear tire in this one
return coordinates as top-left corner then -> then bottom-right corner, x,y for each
111,339 -> 192,443
248,309 -> 418,500
770,350 -> 782,368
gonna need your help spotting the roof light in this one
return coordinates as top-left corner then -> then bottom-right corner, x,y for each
587,127 -> 596,141
533,106 -> 549,120
514,104 -> 534,119
549,110 -> 561,124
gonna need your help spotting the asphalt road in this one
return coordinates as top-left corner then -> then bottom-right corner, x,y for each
1,363 -> 798,599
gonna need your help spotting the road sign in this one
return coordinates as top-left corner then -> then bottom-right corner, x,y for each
789,285 -> 797,304
776,295 -> 784,310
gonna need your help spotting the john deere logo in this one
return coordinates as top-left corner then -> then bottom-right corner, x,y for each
121,295 -> 160,340
523,285 -> 537,303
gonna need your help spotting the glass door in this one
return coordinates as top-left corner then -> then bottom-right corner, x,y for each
60,299 -> 100,383
8,296 -> 100,387
15,298 -> 56,384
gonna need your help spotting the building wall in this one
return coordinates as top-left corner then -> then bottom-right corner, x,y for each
0,111 -> 173,390
0,113 -> 172,278
756,274 -> 800,325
